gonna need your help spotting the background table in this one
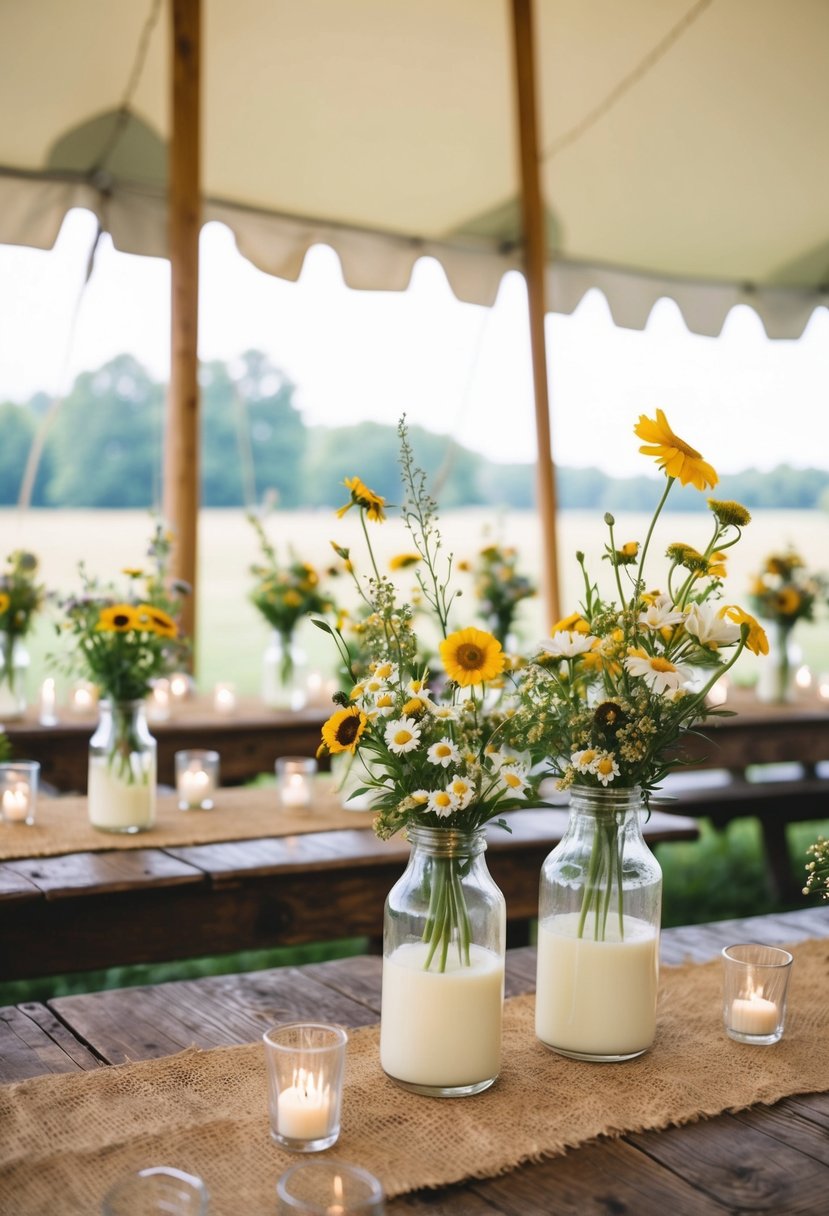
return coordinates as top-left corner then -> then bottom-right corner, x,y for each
2,906 -> 828,1214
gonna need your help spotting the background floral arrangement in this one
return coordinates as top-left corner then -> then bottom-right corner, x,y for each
0,550 -> 47,688
748,549 -> 821,630
460,538 -> 536,648
57,521 -> 189,702
248,512 -> 336,680
317,424 -> 539,967
803,836 -> 829,902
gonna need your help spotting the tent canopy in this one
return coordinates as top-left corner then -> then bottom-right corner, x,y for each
2,0 -> 828,337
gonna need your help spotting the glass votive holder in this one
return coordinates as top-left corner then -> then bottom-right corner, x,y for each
101,1165 -> 209,1214
722,943 -> 794,1045
212,682 -> 237,715
276,1160 -> 385,1214
276,757 -> 317,809
175,750 -> 220,811
264,1022 -> 348,1153
0,761 -> 39,825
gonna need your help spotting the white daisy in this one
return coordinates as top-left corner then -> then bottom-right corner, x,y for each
571,748 -> 600,774
624,653 -> 689,695
499,766 -> 530,798
427,739 -> 461,767
537,630 -> 598,658
448,775 -> 474,809
411,789 -> 430,805
371,661 -> 398,683
384,717 -> 422,755
406,677 -> 435,707
594,753 -> 620,786
429,704 -> 459,722
427,788 -> 458,818
684,602 -> 741,649
373,691 -> 397,717
638,595 -> 685,631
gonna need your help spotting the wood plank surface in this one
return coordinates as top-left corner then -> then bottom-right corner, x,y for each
3,909 -> 828,1214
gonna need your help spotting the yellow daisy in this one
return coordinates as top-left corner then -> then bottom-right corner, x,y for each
0,592 -> 9,615
389,553 -> 422,571
550,611 -> 590,635
321,706 -> 368,754
336,476 -> 386,523
439,627 -> 505,687
723,606 -> 769,655
634,409 -> 718,491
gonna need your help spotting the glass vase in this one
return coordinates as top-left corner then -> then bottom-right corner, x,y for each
380,824 -> 506,1097
755,623 -> 801,704
87,699 -> 156,832
262,630 -> 308,710
0,634 -> 30,721
535,785 -> 662,1062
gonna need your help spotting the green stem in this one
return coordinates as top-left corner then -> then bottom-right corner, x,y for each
636,477 -> 675,608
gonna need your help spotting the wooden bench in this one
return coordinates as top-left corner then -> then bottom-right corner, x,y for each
0,808 -> 698,983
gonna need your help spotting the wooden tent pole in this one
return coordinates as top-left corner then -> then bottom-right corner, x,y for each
164,0 -> 201,658
510,0 -> 561,625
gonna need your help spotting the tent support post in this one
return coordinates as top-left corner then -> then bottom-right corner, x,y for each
510,0 -> 561,625
164,0 -> 201,660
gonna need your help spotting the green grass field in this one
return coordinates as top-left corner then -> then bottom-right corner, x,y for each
5,505 -> 829,698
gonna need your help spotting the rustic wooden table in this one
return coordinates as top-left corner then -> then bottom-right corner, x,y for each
2,906 -> 828,1214
0,804 -> 698,980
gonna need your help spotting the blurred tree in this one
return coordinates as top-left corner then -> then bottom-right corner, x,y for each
0,402 -> 41,504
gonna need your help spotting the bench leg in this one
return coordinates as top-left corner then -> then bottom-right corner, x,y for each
759,817 -> 801,903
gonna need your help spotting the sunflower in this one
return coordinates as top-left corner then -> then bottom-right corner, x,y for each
634,409 -> 718,491
337,476 -> 386,523
135,603 -> 179,639
321,705 -> 368,754
439,627 -> 505,687
96,603 -> 141,632
0,592 -> 9,615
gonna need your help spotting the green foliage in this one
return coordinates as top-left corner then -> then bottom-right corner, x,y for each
0,402 -> 40,504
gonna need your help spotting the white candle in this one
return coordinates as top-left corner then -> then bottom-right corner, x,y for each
213,683 -> 237,714
2,786 -> 30,823
178,767 -> 212,808
281,772 -> 311,807
277,1070 -> 332,1140
38,677 -> 58,726
730,991 -> 779,1035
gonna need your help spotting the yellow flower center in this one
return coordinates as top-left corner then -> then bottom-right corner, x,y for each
455,643 -> 483,669
649,657 -> 677,673
393,730 -> 413,746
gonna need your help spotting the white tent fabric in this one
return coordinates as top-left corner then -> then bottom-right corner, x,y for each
2,0 -> 828,337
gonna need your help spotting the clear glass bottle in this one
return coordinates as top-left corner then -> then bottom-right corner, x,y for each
535,785 -> 662,1062
756,622 -> 801,704
87,699 -> 156,832
262,630 -> 308,710
0,635 -> 30,721
380,825 -> 506,1097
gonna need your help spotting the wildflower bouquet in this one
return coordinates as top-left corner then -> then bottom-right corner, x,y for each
0,549 -> 47,695
510,410 -> 767,938
462,539 -> 536,648
58,523 -> 189,780
748,549 -> 820,630
248,513 -> 335,683
317,426 -> 539,971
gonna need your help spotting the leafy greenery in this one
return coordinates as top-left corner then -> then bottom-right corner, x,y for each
2,352 -> 829,511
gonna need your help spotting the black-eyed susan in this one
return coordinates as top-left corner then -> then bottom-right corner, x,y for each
439,627 -> 505,687
321,706 -> 367,754
635,409 -> 718,491
337,476 -> 386,522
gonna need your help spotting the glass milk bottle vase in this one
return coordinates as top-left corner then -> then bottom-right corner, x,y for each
755,622 -> 801,704
0,634 -> 30,721
380,825 -> 506,1098
262,629 -> 308,710
535,785 -> 662,1062
87,699 -> 157,832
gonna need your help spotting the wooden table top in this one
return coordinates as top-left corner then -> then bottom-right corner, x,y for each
2,905 -> 828,1213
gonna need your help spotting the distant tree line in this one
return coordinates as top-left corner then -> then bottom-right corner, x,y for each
1,352 -> 827,512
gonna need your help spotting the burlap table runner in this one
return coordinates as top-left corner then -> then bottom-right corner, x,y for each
0,782 -> 374,861
2,938 -> 828,1214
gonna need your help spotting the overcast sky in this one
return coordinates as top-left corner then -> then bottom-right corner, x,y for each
2,207 -> 828,477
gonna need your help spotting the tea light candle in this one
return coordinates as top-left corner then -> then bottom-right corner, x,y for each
147,679 -> 171,722
818,673 -> 829,702
179,768 -> 211,806
69,682 -> 97,713
213,683 -> 237,714
2,785 -> 30,823
795,664 -> 813,691
277,1070 -> 332,1141
706,676 -> 729,707
169,672 -> 191,701
175,750 -> 219,811
38,677 -> 58,726
730,991 -> 779,1036
276,757 -> 317,808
